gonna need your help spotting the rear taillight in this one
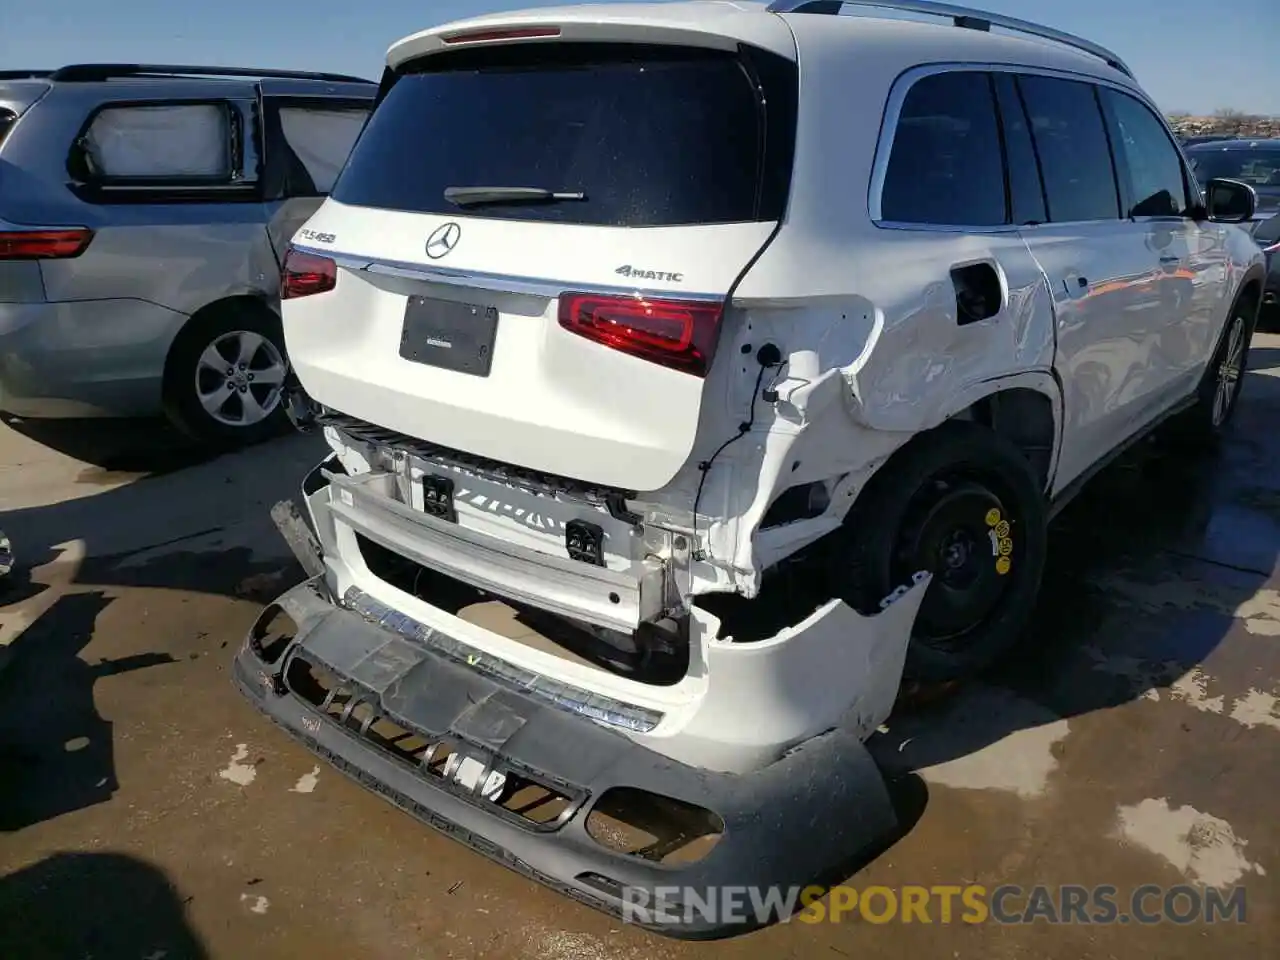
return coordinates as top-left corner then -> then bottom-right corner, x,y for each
281,246 -> 337,300
557,292 -> 724,377
0,228 -> 93,260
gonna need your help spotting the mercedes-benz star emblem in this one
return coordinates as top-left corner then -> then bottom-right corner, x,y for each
425,222 -> 461,260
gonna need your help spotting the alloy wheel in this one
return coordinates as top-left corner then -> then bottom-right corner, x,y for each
195,330 -> 288,428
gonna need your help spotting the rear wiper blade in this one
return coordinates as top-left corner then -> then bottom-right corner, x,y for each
443,185 -> 587,208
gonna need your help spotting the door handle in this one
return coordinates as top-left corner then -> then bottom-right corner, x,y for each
1159,255 -> 1180,264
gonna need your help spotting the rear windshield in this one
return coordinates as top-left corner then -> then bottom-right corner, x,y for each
332,42 -> 796,227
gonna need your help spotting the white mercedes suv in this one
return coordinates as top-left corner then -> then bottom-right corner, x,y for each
236,0 -> 1267,936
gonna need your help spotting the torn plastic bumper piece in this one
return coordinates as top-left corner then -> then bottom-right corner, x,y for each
232,577 -> 902,938
281,373 -> 321,432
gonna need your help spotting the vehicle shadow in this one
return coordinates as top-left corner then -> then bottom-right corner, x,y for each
867,346 -> 1280,794
0,591 -> 178,832
0,851 -> 209,959
0,426 -> 320,830
1,413 -> 218,476
0,426 -> 324,603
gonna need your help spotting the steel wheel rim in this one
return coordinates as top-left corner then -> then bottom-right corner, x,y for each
195,330 -> 287,428
894,475 -> 1018,650
1212,314 -> 1246,427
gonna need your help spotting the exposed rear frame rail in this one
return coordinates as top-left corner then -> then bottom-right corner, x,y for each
767,0 -> 1135,78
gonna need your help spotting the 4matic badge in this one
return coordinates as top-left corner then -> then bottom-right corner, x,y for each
615,264 -> 684,283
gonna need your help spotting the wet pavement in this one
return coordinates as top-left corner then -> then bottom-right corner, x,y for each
3,340 -> 1280,959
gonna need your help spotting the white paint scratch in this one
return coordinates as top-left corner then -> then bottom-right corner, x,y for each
1116,798 -> 1266,888
240,893 -> 270,915
218,744 -> 256,786
291,766 -> 320,794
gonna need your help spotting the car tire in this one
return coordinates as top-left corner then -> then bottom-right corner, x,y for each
1169,289 -> 1258,448
830,420 -> 1049,686
162,301 -> 292,448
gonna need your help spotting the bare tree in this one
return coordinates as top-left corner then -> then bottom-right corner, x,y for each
1213,107 -> 1263,135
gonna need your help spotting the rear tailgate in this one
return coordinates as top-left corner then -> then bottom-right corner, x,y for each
282,27 -> 797,493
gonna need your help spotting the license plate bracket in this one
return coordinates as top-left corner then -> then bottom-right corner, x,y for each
400,296 -> 498,377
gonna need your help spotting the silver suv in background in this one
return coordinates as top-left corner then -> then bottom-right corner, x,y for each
0,65 -> 374,445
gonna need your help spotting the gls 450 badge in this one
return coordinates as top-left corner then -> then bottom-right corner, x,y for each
298,228 -> 336,244
615,264 -> 683,283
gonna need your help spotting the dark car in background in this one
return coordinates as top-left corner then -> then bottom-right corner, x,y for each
1185,139 -> 1280,315
1250,210 -> 1280,313
1185,138 -> 1280,219
1179,133 -> 1238,147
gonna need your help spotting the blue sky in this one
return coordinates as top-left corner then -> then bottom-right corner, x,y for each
3,0 -> 1277,115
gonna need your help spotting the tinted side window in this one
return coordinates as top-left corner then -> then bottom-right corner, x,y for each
0,109 -> 15,147
278,106 -> 369,195
880,71 -> 1006,226
83,104 -> 232,179
992,74 -> 1047,226
1016,75 -> 1120,222
1102,89 -> 1190,217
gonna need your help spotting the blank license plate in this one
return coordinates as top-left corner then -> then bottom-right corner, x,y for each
400,296 -> 498,377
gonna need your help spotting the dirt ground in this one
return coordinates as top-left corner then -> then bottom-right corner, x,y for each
3,338 -> 1280,959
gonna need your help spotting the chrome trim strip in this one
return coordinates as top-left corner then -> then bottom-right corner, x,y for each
768,0 -> 1134,78
342,587 -> 664,734
289,244 -> 726,303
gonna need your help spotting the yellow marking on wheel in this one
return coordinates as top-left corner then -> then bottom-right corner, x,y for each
994,520 -> 1010,538
996,556 -> 1012,575
985,508 -> 1002,527
998,537 -> 1013,556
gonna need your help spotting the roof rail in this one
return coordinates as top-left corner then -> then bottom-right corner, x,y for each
46,64 -> 376,85
766,0 -> 1134,78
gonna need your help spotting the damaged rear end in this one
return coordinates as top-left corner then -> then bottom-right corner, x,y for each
239,5 -> 930,934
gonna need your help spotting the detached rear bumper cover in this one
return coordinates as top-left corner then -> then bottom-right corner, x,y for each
233,577 -> 900,938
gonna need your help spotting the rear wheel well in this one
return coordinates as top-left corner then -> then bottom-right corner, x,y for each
956,388 -> 1056,493
161,295 -> 279,403
1239,278 -> 1262,315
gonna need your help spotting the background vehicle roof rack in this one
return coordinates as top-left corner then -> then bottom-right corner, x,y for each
766,0 -> 1135,78
46,64 -> 375,85
0,70 -> 55,80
